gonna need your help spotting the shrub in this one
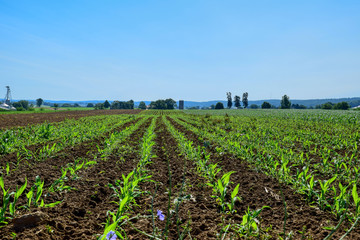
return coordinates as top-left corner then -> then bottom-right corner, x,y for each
333,101 -> 350,110
215,102 -> 224,109
261,102 -> 271,109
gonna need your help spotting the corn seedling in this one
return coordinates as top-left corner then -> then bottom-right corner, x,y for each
234,206 -> 270,238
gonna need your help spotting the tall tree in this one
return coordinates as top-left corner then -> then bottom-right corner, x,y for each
104,100 -> 110,109
280,95 -> 291,109
36,98 -> 43,107
242,92 -> 248,108
138,101 -> 146,109
226,92 -> 232,109
165,98 -> 177,109
234,95 -> 241,109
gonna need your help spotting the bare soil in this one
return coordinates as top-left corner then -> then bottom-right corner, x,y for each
0,110 -> 142,129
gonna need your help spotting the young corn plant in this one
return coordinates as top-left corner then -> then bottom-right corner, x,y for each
331,183 -> 350,219
47,168 -> 72,193
26,176 -> 45,208
227,183 -> 240,213
318,176 -> 337,210
233,206 -> 270,238
352,184 -> 360,218
0,177 -> 27,224
66,159 -> 85,180
0,177 -> 12,224
208,171 -> 235,212
9,178 -> 27,216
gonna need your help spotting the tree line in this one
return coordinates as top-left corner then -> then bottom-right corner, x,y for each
5,95 -> 353,112
89,98 -> 177,110
216,94 -> 351,110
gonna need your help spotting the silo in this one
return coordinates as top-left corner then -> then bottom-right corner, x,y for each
179,100 -> 184,110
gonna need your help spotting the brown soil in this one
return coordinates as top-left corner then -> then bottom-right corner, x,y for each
168,116 -> 360,239
0,109 -> 142,129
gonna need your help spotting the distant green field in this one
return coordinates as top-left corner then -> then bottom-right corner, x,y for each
184,109 -> 360,124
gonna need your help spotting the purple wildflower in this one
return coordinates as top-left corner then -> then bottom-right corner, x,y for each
106,230 -> 117,240
157,210 -> 165,221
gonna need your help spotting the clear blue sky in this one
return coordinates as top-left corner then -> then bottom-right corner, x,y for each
1,0 -> 359,101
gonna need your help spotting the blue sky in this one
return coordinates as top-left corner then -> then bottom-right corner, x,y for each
0,0 -> 359,101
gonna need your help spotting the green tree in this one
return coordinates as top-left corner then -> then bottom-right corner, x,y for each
333,101 -> 350,110
234,95 -> 241,109
110,100 -> 134,109
321,102 -> 333,110
149,100 -> 166,109
215,102 -> 224,109
165,98 -> 177,109
261,102 -> 271,109
13,100 -> 29,110
242,92 -> 249,108
94,103 -> 105,110
87,103 -> 94,107
250,104 -> 259,109
36,98 -> 43,107
104,100 -> 110,109
280,95 -> 291,109
53,103 -> 59,110
138,101 -> 146,109
291,104 -> 307,109
226,92 -> 232,109
128,100 -> 134,109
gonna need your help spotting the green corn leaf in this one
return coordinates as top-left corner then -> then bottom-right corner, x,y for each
45,201 -> 62,208
231,184 -> 240,200
353,184 -> 359,204
6,163 -> 10,175
15,178 -> 27,199
0,176 -> 5,193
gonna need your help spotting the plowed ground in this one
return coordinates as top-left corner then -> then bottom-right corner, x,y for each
0,110 -> 142,129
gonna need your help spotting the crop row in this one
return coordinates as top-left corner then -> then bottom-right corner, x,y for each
0,115 -> 137,157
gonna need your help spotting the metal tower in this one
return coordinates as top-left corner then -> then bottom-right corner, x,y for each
4,86 -> 12,105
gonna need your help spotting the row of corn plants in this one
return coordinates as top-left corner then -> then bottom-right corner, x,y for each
96,116 -> 150,160
163,116 -> 240,214
0,115 -> 132,156
99,117 -> 157,239
1,115 -> 140,172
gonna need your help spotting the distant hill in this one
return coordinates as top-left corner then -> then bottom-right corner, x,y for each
12,97 -> 360,108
